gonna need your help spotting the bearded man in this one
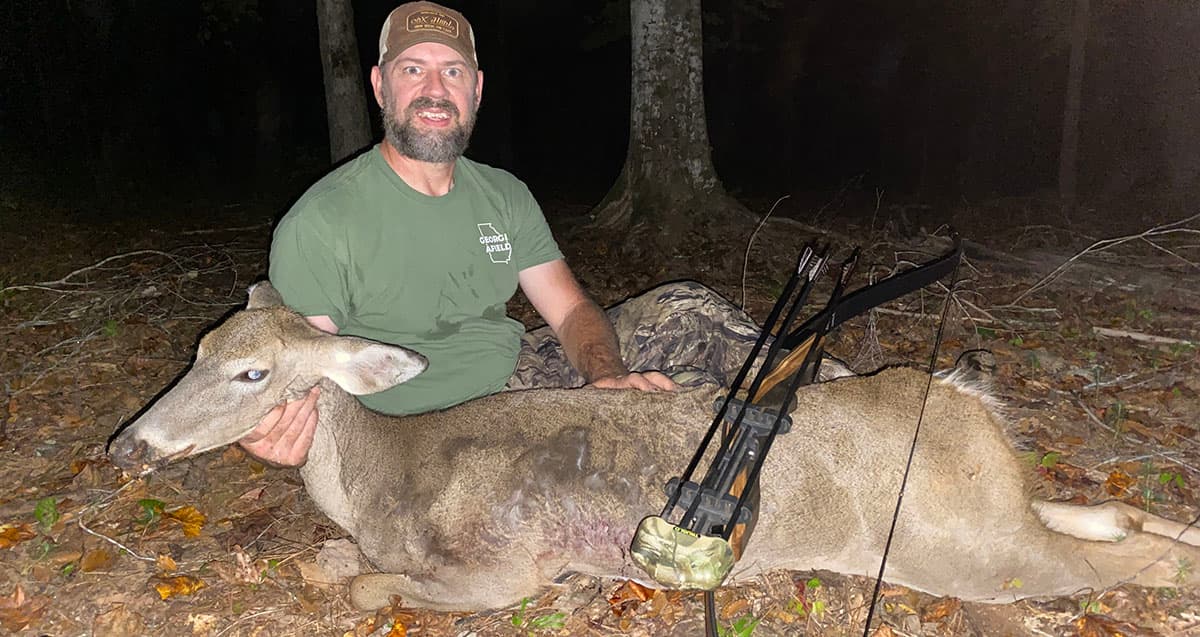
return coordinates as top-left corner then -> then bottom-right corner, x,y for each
241,2 -> 764,466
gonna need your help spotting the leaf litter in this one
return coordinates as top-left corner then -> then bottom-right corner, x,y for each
0,199 -> 1197,635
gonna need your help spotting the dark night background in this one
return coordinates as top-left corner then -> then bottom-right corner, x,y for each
2,0 -> 1198,218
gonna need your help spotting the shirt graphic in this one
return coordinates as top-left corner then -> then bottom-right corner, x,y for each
477,223 -> 512,264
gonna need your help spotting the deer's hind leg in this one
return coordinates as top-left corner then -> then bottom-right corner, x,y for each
1033,500 -> 1200,546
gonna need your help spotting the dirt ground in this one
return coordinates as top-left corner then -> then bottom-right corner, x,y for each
1,194 -> 1198,636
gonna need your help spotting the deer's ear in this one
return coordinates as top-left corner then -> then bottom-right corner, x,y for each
247,281 -> 285,309
317,336 -> 428,395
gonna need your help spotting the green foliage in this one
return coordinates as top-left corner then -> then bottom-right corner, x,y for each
1039,451 -> 1061,469
1174,557 -> 1193,586
33,538 -> 53,560
1158,471 -> 1186,489
1123,301 -> 1154,323
102,318 -> 120,337
511,597 -> 531,627
137,498 -> 166,525
975,326 -> 997,339
788,577 -> 827,619
1008,335 -> 1024,347
1137,463 -> 1188,513
1137,460 -> 1166,512
510,597 -> 566,634
1079,599 -> 1102,614
260,557 -> 282,580
1168,342 -> 1196,359
34,496 -> 60,534
718,615 -> 761,637
527,613 -> 567,631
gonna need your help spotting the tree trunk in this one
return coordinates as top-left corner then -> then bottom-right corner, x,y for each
486,2 -> 517,169
591,0 -> 745,248
316,0 -> 371,163
1057,0 -> 1089,208
1154,3 -> 1200,197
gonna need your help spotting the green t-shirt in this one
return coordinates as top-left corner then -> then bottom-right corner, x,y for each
269,146 -> 563,415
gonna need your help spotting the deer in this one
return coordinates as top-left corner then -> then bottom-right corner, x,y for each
109,282 -> 1200,612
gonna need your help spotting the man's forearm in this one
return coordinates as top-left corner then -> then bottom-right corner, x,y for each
555,299 -> 629,383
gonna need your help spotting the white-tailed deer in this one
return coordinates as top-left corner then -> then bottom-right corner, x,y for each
109,282 -> 1200,612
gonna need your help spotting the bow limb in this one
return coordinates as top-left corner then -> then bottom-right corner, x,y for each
781,236 -> 963,350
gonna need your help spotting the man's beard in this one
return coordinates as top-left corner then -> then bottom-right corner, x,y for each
383,94 -> 476,164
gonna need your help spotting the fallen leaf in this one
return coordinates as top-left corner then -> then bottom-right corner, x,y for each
0,523 -> 36,549
70,458 -> 101,474
921,597 -> 960,622
607,580 -> 654,616
1075,614 -> 1145,637
59,411 -> 92,427
92,604 -> 145,637
720,597 -> 750,619
165,506 -> 206,537
385,619 -> 408,637
296,584 -> 323,613
297,561 -> 335,589
156,553 -> 178,573
153,575 -> 206,600
48,548 -> 83,567
71,462 -> 102,487
237,486 -> 266,502
215,445 -> 246,467
1120,419 -> 1170,444
81,548 -> 115,572
231,545 -> 260,584
1104,470 -> 1136,497
0,585 -> 50,632
29,564 -> 55,583
187,613 -> 219,634
348,615 -> 382,637
373,605 -> 415,637
643,589 -> 683,622
871,626 -> 897,637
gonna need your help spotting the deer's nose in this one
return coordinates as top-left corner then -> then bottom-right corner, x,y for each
108,435 -> 149,470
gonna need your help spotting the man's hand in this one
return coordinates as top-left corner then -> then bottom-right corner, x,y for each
589,371 -> 678,392
239,387 -> 320,467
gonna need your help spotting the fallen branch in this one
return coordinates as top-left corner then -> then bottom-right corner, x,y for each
741,195 -> 789,309
1092,327 -> 1195,346
77,518 -> 156,563
1006,213 -> 1200,306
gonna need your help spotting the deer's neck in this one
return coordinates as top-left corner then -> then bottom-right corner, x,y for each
298,381 -> 369,533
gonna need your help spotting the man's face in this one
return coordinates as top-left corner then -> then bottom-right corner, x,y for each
374,42 -> 483,164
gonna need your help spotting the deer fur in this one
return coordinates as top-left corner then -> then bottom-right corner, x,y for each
109,282 -> 1200,612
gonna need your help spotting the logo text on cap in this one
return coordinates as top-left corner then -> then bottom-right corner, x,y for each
407,10 -> 460,38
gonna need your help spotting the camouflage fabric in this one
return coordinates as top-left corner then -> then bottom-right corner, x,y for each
504,281 -> 764,391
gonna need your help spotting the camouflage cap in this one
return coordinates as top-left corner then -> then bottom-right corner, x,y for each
378,2 -> 478,70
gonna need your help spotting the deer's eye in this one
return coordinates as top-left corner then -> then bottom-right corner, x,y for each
237,369 -> 268,382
